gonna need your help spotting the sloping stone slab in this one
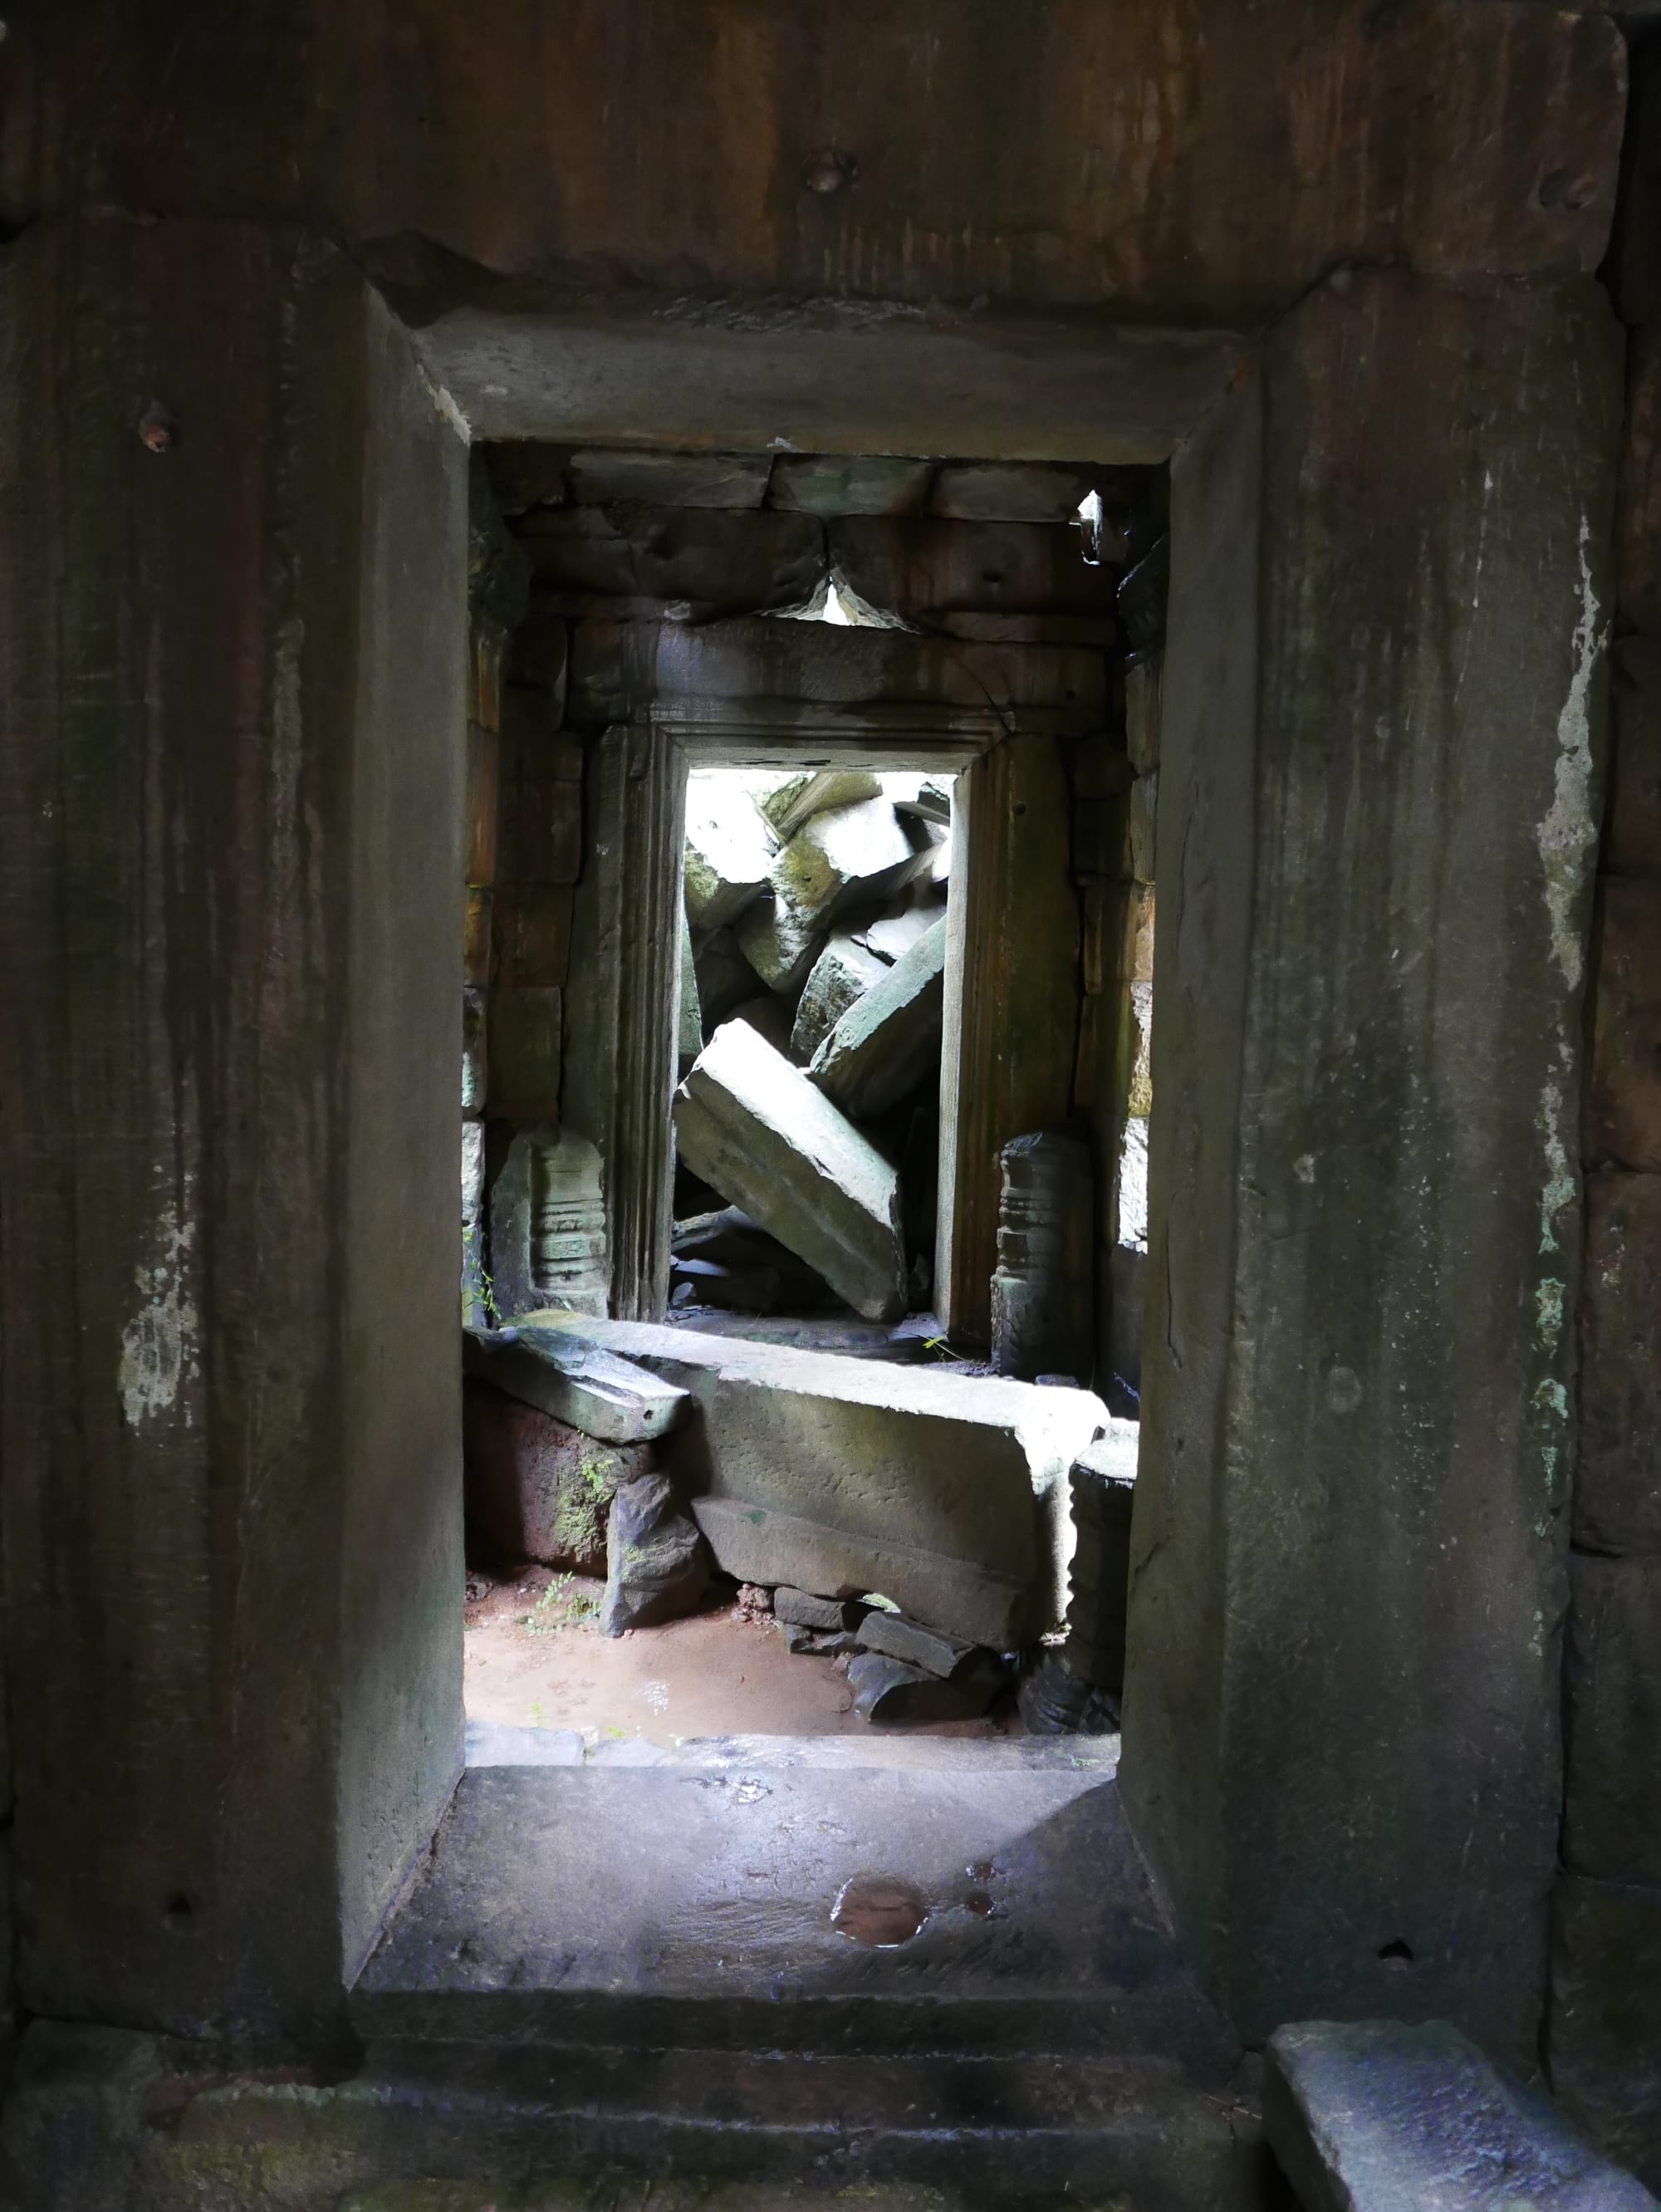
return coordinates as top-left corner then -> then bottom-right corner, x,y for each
1263,2019 -> 1658,2212
810,918 -> 948,1120
757,768 -> 882,841
733,888 -> 825,997
463,1324 -> 688,1444
674,1020 -> 908,1321
517,1313 -> 1108,1641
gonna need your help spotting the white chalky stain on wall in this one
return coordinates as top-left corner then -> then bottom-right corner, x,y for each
1536,517 -> 1605,995
117,1202 -> 199,1429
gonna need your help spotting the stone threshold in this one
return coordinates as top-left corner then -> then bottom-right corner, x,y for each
351,1764 -> 1234,2067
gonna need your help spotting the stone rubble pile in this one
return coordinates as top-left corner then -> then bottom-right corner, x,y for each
676,769 -> 953,1318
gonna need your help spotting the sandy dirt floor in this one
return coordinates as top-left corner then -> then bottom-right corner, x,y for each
464,1565 -> 1027,1752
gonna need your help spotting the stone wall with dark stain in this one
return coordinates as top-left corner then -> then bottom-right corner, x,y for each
1550,32 -> 1661,2190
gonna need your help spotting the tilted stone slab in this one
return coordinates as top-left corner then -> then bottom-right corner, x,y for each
756,768 -> 882,842
674,1020 -> 907,1321
463,1324 -> 688,1444
1264,2019 -> 1658,2212
810,918 -> 948,1120
517,1313 -> 1108,1642
791,933 -> 889,1062
682,775 -> 778,930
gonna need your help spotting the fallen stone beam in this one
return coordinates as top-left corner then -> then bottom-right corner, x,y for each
674,1019 -> 908,1322
770,794 -> 929,933
463,1324 -> 688,1444
809,917 -> 947,1120
515,1312 -> 1109,1643
1264,2020 -> 1658,2212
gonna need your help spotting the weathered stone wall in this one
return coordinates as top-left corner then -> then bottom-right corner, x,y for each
1550,34 -> 1661,2187
0,217 -> 468,2044
1122,268 -> 1623,2067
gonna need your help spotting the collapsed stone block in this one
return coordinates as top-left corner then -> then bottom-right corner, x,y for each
682,776 -> 777,930
755,769 -> 882,842
600,1473 -> 710,1636
463,1380 -> 650,1572
770,794 -> 931,933
848,1648 -> 1006,1723
464,1323 -> 688,1444
461,1121 -> 487,1326
855,906 -> 940,964
773,1587 -> 860,1631
989,1131 -> 1095,1382
1264,2018 -> 1655,2212
462,985 -> 487,1116
517,1314 -> 1108,1644
791,933 -> 889,1062
809,917 -> 947,1121
728,993 -> 795,1057
733,891 -> 824,997
674,1020 -> 908,1320
856,1607 -> 977,1678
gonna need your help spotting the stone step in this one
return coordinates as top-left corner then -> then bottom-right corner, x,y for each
4,2020 -> 1262,2210
351,1763 -> 1240,2070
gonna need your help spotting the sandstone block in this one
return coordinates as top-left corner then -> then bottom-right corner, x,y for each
769,796 -> 928,934
464,722 -> 498,885
492,882 -> 574,990
809,918 -> 948,1121
1265,2018 -> 1654,2212
674,1019 -> 908,1321
671,1207 -> 831,1311
831,517 -> 1118,625
600,1473 -> 710,1636
463,1324 -> 688,1445
1565,1553 -> 1661,1886
682,776 -> 777,930
567,448 -> 771,508
461,985 -> 486,1117
520,508 -> 825,623
499,725 -> 583,885
486,1125 -> 608,1321
791,934 -> 889,1062
507,615 -> 571,723
1588,878 -> 1661,1172
883,772 -> 953,826
990,1131 -> 1095,1383
1576,1170 -> 1661,1552
463,886 -> 492,988
733,892 -> 824,998
519,1315 -> 1108,1643
768,454 -> 935,517
929,460 -> 1098,523
487,987 -> 562,1121
755,769 -> 882,842
1066,1432 -> 1138,1692
486,441 -> 570,515
461,1121 -> 487,1327
1608,638 -> 1661,873
856,1608 -> 976,1678
463,1380 -> 650,1572
848,1649 -> 1005,1723
1126,654 -> 1163,774
773,1587 -> 860,1631
855,907 -> 939,964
